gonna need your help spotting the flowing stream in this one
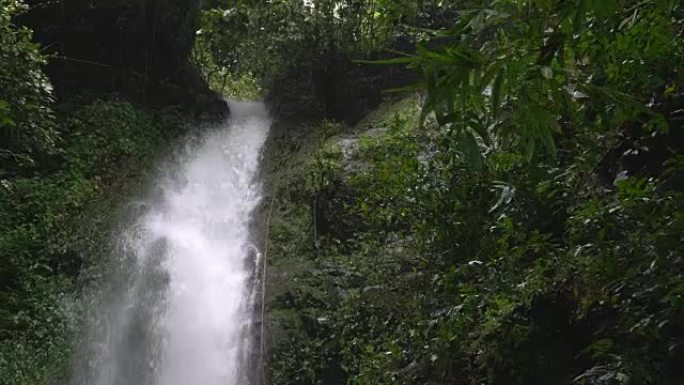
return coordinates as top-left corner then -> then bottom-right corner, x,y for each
72,101 -> 270,385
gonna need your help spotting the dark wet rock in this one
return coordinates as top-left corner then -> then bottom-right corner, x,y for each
22,0 -> 228,118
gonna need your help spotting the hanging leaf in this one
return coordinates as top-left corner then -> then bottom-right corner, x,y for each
573,0 -> 589,35
489,182 -> 515,213
519,104 -> 560,161
491,71 -> 505,119
355,56 -> 417,65
458,128 -> 484,170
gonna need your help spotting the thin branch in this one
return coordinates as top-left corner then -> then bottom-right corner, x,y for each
49,55 -> 112,68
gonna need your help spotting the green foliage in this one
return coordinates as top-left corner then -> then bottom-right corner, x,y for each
0,100 -> 170,385
392,0 -> 682,163
192,7 -> 262,98
193,0 -> 419,89
244,2 -> 682,385
0,0 -> 56,171
0,1 -> 217,383
265,17 -> 684,377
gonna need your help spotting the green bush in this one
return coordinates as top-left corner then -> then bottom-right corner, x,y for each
0,0 -> 56,172
0,99 -> 169,385
266,82 -> 684,385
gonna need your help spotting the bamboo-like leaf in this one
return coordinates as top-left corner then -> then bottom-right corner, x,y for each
419,46 -> 479,67
491,72 -> 505,119
489,182 -> 515,213
573,0 -> 589,35
525,136 -> 537,162
385,49 -> 415,57
459,129 -> 484,170
532,105 -> 560,158
539,123 -> 558,158
382,83 -> 424,94
354,56 -> 417,65
468,114 -> 491,147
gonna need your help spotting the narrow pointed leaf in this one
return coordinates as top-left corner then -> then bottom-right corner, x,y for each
491,72 -> 505,118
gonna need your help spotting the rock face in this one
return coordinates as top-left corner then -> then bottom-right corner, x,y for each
313,51 -> 416,124
23,0 -> 228,117
266,39 -> 418,126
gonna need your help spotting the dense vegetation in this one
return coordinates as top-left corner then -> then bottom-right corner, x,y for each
243,1 -> 684,384
0,1 -> 206,383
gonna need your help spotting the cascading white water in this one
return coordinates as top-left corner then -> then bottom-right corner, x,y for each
73,101 -> 270,385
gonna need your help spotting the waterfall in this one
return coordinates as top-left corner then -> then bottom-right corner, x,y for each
71,101 -> 270,385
